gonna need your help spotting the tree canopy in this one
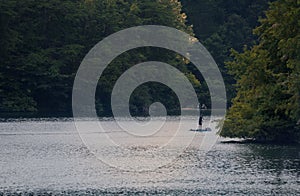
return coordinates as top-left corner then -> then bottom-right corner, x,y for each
0,0 -> 199,116
181,0 -> 270,103
221,0 -> 300,143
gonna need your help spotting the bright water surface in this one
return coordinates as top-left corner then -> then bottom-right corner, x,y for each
0,117 -> 299,195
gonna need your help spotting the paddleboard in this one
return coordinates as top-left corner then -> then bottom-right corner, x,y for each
189,127 -> 212,132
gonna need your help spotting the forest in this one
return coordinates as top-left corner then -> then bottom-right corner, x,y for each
0,0 -> 299,142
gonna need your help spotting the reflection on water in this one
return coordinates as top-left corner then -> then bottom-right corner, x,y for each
0,118 -> 299,195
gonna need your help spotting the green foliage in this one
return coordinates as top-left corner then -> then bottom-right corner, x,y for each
0,0 -> 200,116
221,0 -> 300,143
0,0 -> 100,112
181,0 -> 270,104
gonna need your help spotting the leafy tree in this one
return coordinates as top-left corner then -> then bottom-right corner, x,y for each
221,0 -> 300,142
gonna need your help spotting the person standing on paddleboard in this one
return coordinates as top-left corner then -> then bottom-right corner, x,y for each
198,104 -> 207,130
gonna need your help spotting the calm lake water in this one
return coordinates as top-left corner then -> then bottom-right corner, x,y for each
0,117 -> 299,195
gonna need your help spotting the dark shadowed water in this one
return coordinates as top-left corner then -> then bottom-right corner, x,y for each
0,118 -> 299,195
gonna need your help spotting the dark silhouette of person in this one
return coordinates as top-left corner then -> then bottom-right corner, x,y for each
198,104 -> 206,129
198,115 -> 203,126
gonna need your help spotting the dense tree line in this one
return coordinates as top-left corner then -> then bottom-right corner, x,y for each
1,0 -> 275,116
0,0 -> 199,116
221,0 -> 300,142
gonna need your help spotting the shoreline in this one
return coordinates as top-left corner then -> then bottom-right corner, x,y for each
219,137 -> 300,145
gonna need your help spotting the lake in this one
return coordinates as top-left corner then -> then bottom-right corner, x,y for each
0,117 -> 299,195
